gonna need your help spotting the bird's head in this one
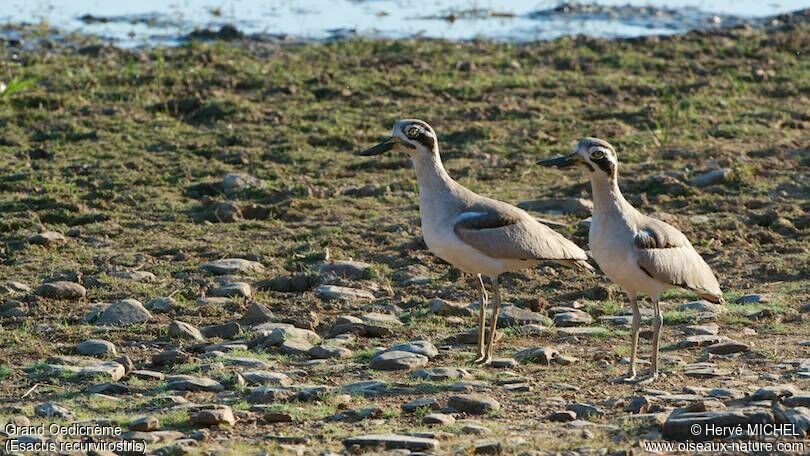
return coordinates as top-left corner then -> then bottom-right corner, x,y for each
356,119 -> 438,158
537,137 -> 618,180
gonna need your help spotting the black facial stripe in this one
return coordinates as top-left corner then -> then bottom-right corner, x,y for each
401,123 -> 436,149
592,156 -> 615,176
415,134 -> 435,149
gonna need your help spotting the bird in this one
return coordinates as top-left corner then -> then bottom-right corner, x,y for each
357,119 -> 593,364
538,137 -> 723,382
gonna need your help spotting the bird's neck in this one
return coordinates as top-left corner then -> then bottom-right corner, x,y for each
412,149 -> 461,220
589,173 -> 633,216
412,149 -> 456,193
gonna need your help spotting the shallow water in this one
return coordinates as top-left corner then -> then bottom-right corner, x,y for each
1,0 -> 809,46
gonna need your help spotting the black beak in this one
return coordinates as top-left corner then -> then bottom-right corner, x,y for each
356,137 -> 397,156
537,152 -> 578,168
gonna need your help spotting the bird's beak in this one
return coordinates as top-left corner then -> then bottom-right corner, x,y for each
356,136 -> 398,156
537,152 -> 578,168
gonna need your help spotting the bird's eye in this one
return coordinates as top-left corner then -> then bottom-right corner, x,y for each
590,149 -> 605,160
405,126 -> 422,138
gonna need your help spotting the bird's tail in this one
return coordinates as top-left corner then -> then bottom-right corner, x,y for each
698,292 -> 725,305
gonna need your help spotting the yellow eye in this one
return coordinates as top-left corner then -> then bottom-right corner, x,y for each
591,149 -> 605,159
406,126 -> 421,138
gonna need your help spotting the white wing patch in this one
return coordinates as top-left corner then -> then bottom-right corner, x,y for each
455,211 -> 487,223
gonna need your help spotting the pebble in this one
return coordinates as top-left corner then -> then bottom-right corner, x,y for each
386,340 -> 438,359
663,409 -> 751,441
191,406 -> 236,426
145,296 -> 176,313
315,285 -> 374,302
547,410 -> 577,422
199,258 -> 265,275
735,293 -> 769,304
369,351 -> 428,371
76,339 -> 117,356
108,270 -> 157,282
683,362 -> 730,378
474,439 -> 502,455
168,320 -> 205,342
448,394 -> 501,415
625,396 -> 653,414
362,312 -> 403,326
423,413 -> 455,425
327,407 -> 382,422
34,403 -> 75,419
411,367 -> 471,381
318,260 -> 372,280
690,168 -> 731,187
750,384 -> 798,401
245,387 -> 297,404
567,403 -> 604,419
514,347 -> 559,365
221,172 -> 261,192
498,305 -> 552,327
676,300 -> 724,314
27,231 -> 67,247
429,298 -> 474,317
705,341 -> 749,354
239,302 -> 274,325
0,300 -> 27,317
449,328 -> 502,345
684,323 -> 719,335
280,339 -> 313,357
131,370 -> 165,381
402,397 -> 440,413
35,358 -> 126,382
342,434 -> 439,452
461,422 -> 491,434
675,334 -> 731,348
342,380 -> 388,396
489,358 -> 518,368
130,416 -> 160,432
152,349 -> 189,366
95,299 -> 152,326
165,376 -> 224,393
254,326 -> 321,347
308,344 -> 352,359
35,281 -> 86,300
552,309 -> 594,327
0,281 -> 31,294
209,282 -> 252,298
201,321 -> 241,339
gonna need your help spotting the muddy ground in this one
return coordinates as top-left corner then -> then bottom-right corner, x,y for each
0,12 -> 808,456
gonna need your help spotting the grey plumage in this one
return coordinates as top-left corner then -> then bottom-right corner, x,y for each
538,136 -> 724,383
634,218 -> 723,303
360,119 -> 592,365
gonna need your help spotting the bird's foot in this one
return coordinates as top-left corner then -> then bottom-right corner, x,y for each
471,353 -> 487,365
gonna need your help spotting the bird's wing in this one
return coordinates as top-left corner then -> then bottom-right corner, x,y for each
634,218 -> 723,302
453,202 -> 590,264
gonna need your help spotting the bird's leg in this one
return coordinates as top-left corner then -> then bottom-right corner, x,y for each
481,275 -> 502,365
624,292 -> 640,382
473,274 -> 488,364
649,295 -> 663,380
